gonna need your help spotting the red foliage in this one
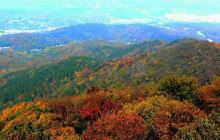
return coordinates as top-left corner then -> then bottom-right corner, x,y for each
80,102 -> 101,120
82,113 -> 146,140
80,99 -> 120,120
101,99 -> 118,113
138,94 -> 145,101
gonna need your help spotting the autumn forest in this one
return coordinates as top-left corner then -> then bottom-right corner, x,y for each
0,38 -> 219,139
1,1 -> 220,139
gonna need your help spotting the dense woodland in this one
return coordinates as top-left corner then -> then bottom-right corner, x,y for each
0,40 -> 165,74
96,39 -> 220,87
0,57 -> 101,109
0,39 -> 220,139
0,76 -> 219,139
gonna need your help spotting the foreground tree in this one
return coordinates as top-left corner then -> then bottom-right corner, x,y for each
198,77 -> 220,112
82,113 -> 146,140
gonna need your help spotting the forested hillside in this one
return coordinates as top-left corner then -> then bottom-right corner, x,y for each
0,40 -> 165,74
0,39 -> 220,139
0,57 -> 101,109
0,39 -> 220,109
96,39 -> 220,89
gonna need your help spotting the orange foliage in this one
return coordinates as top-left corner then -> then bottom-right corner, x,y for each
0,102 -> 30,121
88,75 -> 94,81
75,66 -> 92,78
198,77 -> 220,112
213,43 -> 220,49
48,95 -> 86,127
2,77 -> 219,140
152,99 -> 207,139
153,59 -> 160,64
86,87 -> 100,94
152,111 -> 171,140
108,56 -> 140,70
45,126 -> 79,140
75,71 -> 82,79
75,66 -> 94,84
0,69 -> 6,74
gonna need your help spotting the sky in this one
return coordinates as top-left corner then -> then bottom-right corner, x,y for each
0,0 -> 220,31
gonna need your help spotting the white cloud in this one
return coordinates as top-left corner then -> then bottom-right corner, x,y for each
0,27 -> 58,36
196,31 -> 213,42
197,31 -> 205,37
207,39 -> 213,42
165,13 -> 220,23
109,18 -> 151,24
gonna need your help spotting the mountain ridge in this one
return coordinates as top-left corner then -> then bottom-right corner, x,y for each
1,23 -> 220,50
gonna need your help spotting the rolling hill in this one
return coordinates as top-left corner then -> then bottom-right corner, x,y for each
0,40 -> 165,74
96,39 -> 220,88
0,39 -> 220,109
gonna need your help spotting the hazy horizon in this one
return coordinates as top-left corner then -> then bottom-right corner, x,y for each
0,0 -> 220,33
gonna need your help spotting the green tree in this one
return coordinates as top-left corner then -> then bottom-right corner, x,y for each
159,75 -> 198,102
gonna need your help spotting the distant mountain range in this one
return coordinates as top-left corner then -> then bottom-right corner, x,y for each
0,23 -> 220,50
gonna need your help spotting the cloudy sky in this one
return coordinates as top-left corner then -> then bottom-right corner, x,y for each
0,0 -> 220,30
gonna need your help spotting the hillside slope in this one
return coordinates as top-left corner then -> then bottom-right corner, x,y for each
0,39 -> 220,109
96,39 -> 220,88
0,56 -> 101,109
0,40 -> 165,74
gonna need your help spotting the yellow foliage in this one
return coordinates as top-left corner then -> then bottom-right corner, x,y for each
0,102 -> 31,121
123,96 -> 206,121
36,113 -> 61,128
2,109 -> 38,132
